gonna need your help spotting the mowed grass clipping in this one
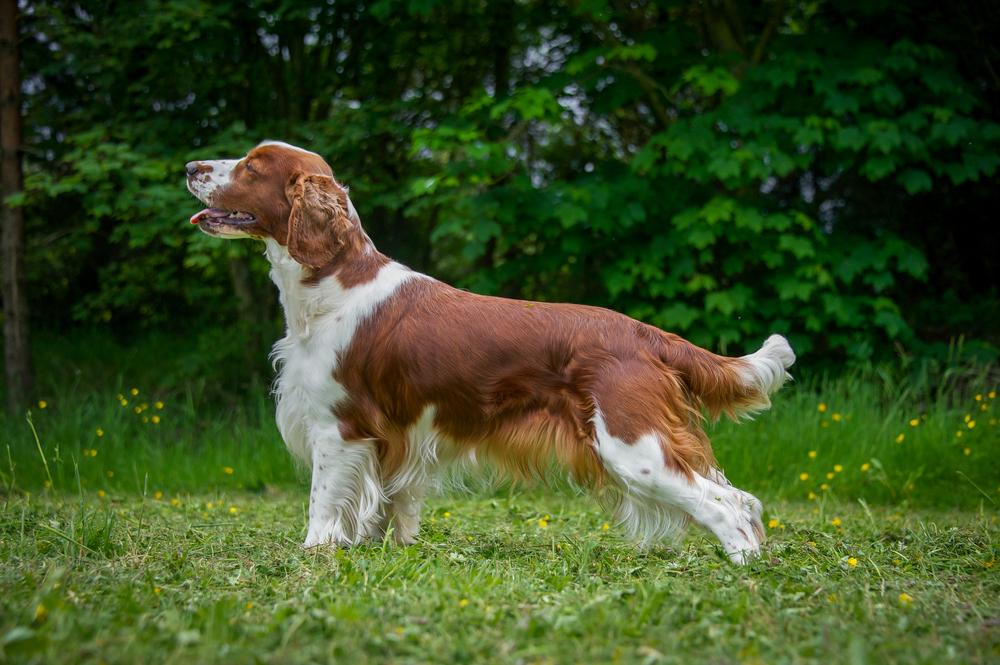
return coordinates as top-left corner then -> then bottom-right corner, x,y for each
1,492 -> 997,664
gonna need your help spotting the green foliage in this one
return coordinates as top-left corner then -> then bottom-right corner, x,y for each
12,0 -> 1000,367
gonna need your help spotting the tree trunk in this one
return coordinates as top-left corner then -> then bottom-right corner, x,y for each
0,0 -> 32,412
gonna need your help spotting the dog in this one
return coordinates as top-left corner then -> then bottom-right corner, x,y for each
186,140 -> 795,563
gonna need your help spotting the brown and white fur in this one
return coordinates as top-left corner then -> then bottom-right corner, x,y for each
185,140 -> 795,564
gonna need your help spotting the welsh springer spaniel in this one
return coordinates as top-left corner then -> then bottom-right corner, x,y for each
186,141 -> 795,563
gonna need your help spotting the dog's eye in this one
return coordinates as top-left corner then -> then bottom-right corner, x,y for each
245,160 -> 257,174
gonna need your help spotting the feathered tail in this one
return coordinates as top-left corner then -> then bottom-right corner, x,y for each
658,333 -> 796,420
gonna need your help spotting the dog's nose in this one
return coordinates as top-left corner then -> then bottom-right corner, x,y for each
185,161 -> 200,177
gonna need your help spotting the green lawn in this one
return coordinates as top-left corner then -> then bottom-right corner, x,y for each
1,349 -> 998,663
1,491 -> 997,664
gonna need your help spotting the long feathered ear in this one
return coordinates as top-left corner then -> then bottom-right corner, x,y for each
284,173 -> 352,269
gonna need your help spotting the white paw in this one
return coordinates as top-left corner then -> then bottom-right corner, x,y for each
713,489 -> 765,565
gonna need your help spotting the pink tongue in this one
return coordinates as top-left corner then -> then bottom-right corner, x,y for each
189,208 -> 228,224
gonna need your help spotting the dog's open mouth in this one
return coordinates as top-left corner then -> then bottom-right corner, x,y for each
189,208 -> 257,228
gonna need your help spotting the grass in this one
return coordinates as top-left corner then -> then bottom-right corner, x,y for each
1,336 -> 998,662
1,491 -> 997,664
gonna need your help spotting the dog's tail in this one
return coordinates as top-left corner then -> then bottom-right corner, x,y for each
658,333 -> 795,420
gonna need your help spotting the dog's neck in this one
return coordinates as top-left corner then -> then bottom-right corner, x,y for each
263,237 -> 394,339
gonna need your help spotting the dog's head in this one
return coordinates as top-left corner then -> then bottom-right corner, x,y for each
186,141 -> 362,269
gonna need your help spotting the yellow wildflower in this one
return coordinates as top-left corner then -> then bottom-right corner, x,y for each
229,506 -> 238,515
443,511 -> 451,518
975,394 -> 982,401
116,393 -> 124,401
898,592 -> 914,605
38,400 -> 48,409
831,413 -> 842,422
151,415 -> 160,424
130,388 -> 139,396
989,391 -> 996,399
134,406 -> 142,414
967,420 -> 976,429
153,491 -> 163,501
223,466 -> 234,475
817,403 -> 827,413
808,450 -> 817,459
246,602 -> 254,610
821,483 -> 830,490
538,518 -> 548,528
97,489 -> 106,498
833,464 -> 842,473
847,557 -> 858,568
602,522 -> 610,531
96,428 -> 104,437
895,433 -> 905,443
458,598 -> 469,608
964,414 -> 971,423
799,472 -> 810,481
768,518 -> 780,529
861,463 -> 871,472
153,587 -> 161,595
955,430 -> 963,438
808,491 -> 817,500
34,604 -> 48,622
830,517 -> 842,527
826,472 -> 834,480
909,418 -> 919,427
964,447 -> 971,456
206,502 -> 214,510
170,498 -> 180,507
155,401 -> 164,410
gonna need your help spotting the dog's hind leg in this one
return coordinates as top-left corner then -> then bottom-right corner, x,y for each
592,409 -> 764,564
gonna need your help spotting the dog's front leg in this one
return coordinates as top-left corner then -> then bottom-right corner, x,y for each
303,433 -> 385,548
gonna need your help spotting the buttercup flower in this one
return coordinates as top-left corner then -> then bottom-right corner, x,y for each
861,463 -> 871,472
833,464 -> 843,473
223,466 -> 234,475
830,517 -> 842,527
898,592 -> 914,605
95,428 -> 104,437
818,403 -> 827,413
799,472 -> 810,481
847,557 -> 858,567
37,400 -> 48,409
768,518 -> 780,529
895,433 -> 905,443
808,450 -> 817,458
909,418 -> 919,427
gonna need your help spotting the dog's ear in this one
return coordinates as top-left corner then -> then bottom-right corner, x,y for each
284,173 -> 352,269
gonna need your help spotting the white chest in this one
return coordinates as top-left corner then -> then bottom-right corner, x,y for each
264,240 -> 425,464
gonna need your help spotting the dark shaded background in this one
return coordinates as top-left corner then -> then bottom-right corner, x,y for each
9,0 -> 1000,388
